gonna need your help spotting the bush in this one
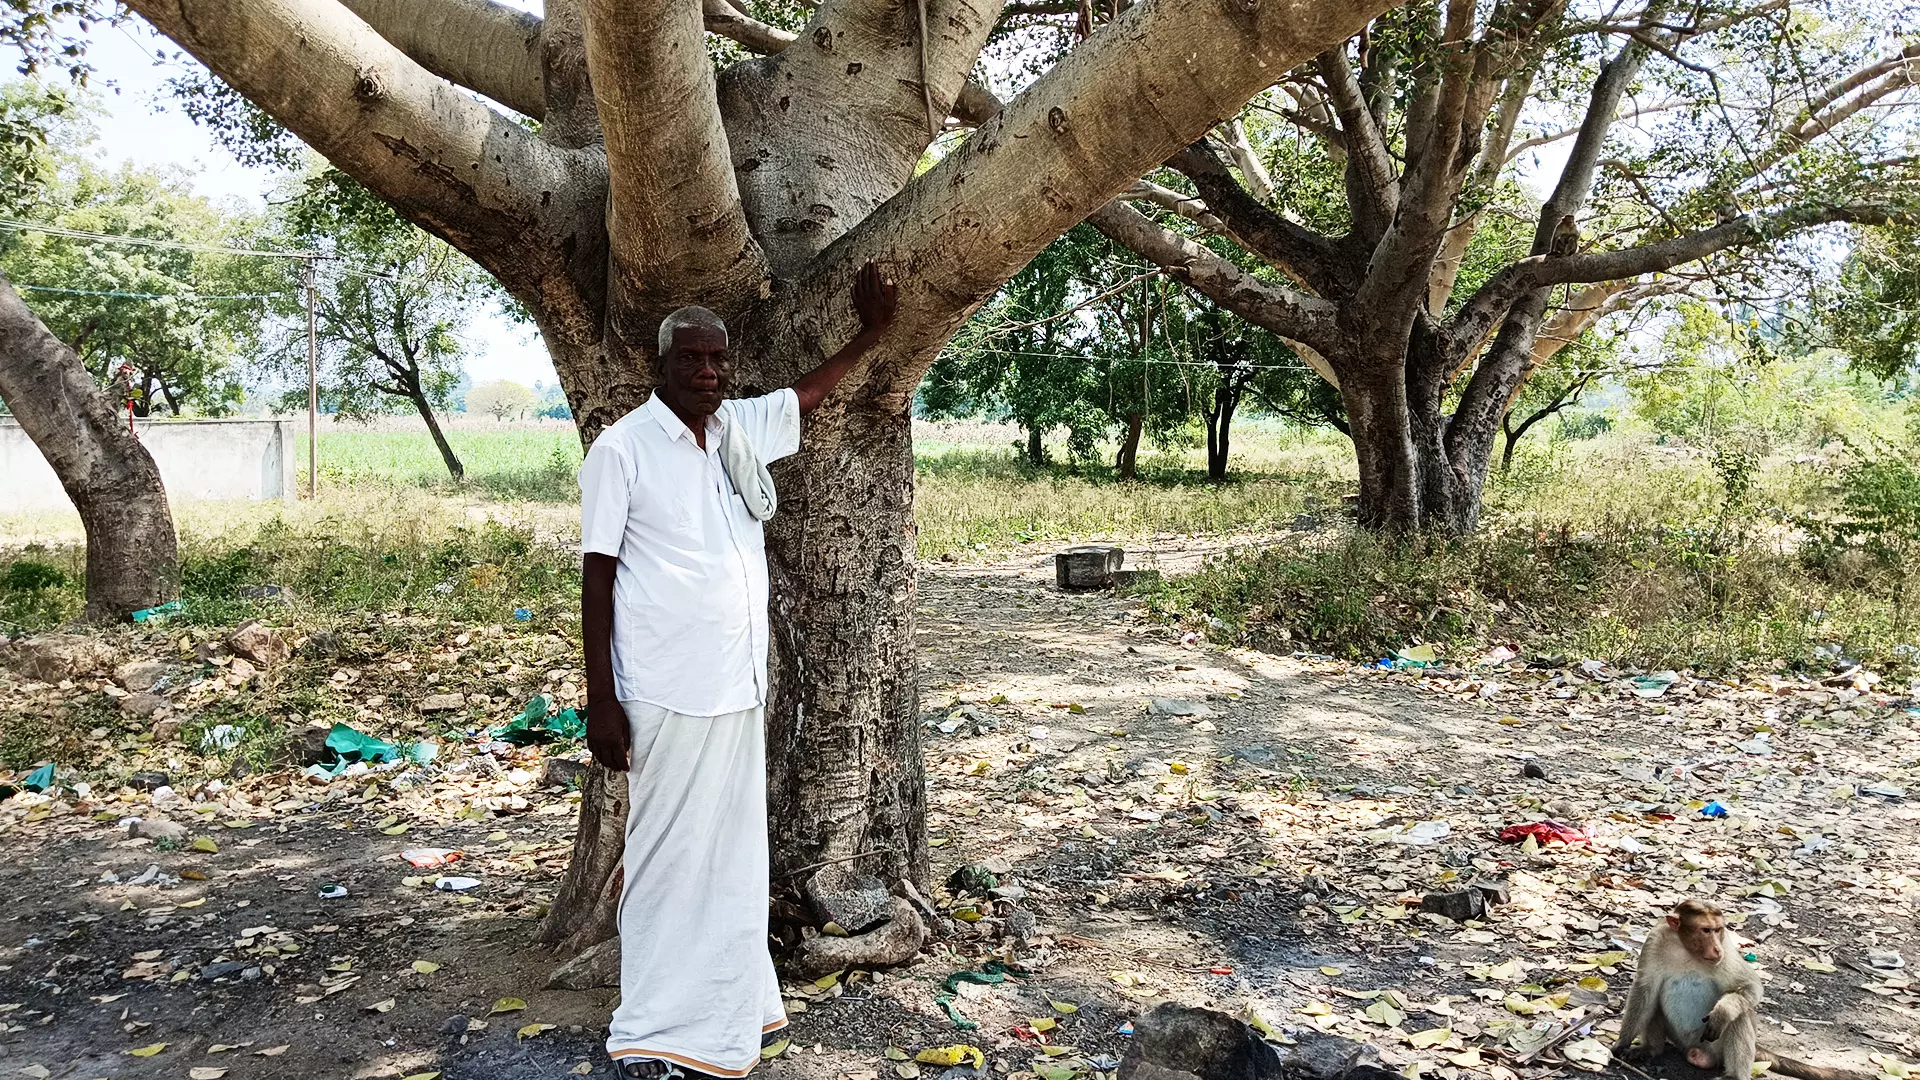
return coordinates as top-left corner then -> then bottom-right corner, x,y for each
0,556 -> 81,631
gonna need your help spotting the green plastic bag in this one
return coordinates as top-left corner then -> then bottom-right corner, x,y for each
491,695 -> 585,745
21,763 -> 53,792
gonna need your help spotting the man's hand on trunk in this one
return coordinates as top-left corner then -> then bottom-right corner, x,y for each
580,552 -> 628,771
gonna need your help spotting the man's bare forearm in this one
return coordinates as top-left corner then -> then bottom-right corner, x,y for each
792,324 -> 884,414
582,553 -> 618,705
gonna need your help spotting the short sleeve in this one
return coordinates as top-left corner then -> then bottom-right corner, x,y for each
727,388 -> 802,464
578,436 -> 632,557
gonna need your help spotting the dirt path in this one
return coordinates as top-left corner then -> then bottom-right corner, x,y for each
0,548 -> 1915,1080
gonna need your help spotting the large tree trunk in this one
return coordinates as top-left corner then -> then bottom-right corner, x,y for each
1025,424 -> 1046,467
0,273 -> 180,619
1205,383 -> 1238,481
1115,412 -> 1143,480
408,386 -> 465,480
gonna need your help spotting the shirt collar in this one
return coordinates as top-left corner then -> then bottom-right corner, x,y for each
644,393 -> 726,446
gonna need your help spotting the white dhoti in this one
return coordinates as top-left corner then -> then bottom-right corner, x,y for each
607,701 -> 786,1076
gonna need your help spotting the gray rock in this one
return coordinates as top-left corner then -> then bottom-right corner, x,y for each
419,692 -> 466,713
989,884 -> 1028,902
152,716 -> 185,744
791,898 -> 926,979
129,771 -> 171,791
114,660 -> 173,692
811,873 -> 893,933
439,1013 -> 472,1035
1521,760 -> 1550,780
1418,888 -> 1486,923
7,634 -> 115,683
1232,745 -> 1276,764
300,630 -> 343,659
1276,1032 -> 1373,1080
1149,698 -> 1211,718
226,620 -> 289,667
1056,544 -> 1124,590
119,692 -> 169,719
200,961 -> 246,980
1471,877 -> 1513,907
130,817 -> 188,843
1119,1003 -> 1282,1080
287,723 -> 334,766
539,756 -> 591,790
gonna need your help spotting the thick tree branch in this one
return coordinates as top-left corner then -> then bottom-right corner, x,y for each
1167,140 -> 1345,297
1214,117 -> 1274,203
782,0 -> 1393,403
584,0 -> 765,322
128,0 -> 601,307
1123,180 -> 1220,229
337,0 -> 544,118
1317,46 -> 1400,244
1086,201 -> 1339,356
704,0 -> 799,53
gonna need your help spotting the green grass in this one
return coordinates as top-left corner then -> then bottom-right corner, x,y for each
308,427 -> 584,501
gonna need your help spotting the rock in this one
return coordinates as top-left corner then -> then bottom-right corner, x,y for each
1418,888 -> 1487,923
129,771 -> 171,791
199,961 -> 247,981
989,884 -> 1028,902
225,620 -> 289,667
152,717 -> 184,744
1277,1032 -> 1375,1080
300,630 -> 343,659
947,863 -> 999,897
195,640 -> 230,663
539,756 -> 591,790
1472,877 -> 1513,907
114,660 -> 172,692
791,898 -> 926,979
288,723 -> 334,766
239,584 -> 295,603
439,1014 -> 472,1035
1149,698 -> 1211,718
1002,904 -> 1037,942
810,872 -> 893,933
547,938 -> 621,990
1232,745 -> 1276,764
419,693 -> 466,713
1119,1003 -> 1283,1080
129,817 -> 188,842
7,634 -> 115,683
119,692 -> 169,719
1521,760 -> 1550,780
227,656 -> 257,681
1055,544 -> 1125,590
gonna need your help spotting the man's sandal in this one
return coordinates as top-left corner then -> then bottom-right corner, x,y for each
619,1059 -> 687,1080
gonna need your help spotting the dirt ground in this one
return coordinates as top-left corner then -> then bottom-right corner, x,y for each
0,540 -> 1916,1080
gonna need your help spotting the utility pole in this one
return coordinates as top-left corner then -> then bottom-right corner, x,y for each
305,258 -> 317,500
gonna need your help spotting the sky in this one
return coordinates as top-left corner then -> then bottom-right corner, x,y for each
16,18 -> 560,390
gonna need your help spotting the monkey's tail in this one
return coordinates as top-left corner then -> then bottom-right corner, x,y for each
1760,1048 -> 1876,1080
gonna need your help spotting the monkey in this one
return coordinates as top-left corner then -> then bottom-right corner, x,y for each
1550,214 -> 1581,256
1614,899 -> 1874,1080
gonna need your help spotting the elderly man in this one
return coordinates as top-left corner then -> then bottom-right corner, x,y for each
578,262 -> 897,1079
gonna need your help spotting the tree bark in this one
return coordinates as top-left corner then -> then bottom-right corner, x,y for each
1205,383 -> 1237,481
1116,412 -> 1143,480
408,386 -> 465,480
0,272 -> 179,619
1025,424 -> 1046,467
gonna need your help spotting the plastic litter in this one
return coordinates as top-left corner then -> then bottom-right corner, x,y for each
1117,1021 -> 1135,1036
491,695 -> 586,746
402,848 -> 464,869
1867,950 -> 1907,970
1387,820 -> 1453,845
200,724 -> 243,752
513,607 -> 532,621
1498,821 -> 1591,847
1699,800 -> 1730,819
317,883 -> 348,900
1629,671 -> 1682,698
130,600 -> 183,623
21,763 -> 53,793
933,959 -> 1026,1030
434,876 -> 481,892
311,723 -> 438,777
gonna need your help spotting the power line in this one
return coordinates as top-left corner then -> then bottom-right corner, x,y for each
14,283 -> 287,301
940,345 -> 1315,372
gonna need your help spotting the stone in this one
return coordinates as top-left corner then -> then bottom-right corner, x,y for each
1055,544 -> 1124,590
129,771 -> 171,791
225,620 -> 289,668
810,872 -> 893,934
1119,1003 -> 1283,1080
1149,698 -> 1211,718
1232,745 -> 1276,764
288,723 -> 334,766
152,717 -> 184,744
539,756 -> 591,790
227,656 -> 257,681
1521,760 -> 1550,780
791,898 -> 926,979
199,961 -> 247,980
1277,1032 -> 1374,1080
1471,877 -> 1512,907
7,634 -> 115,683
119,692 -> 169,719
439,1014 -> 472,1035
240,584 -> 295,603
195,640 -> 230,663
300,630 -> 343,659
1418,888 -> 1487,923
419,693 -> 466,713
129,817 -> 188,843
546,938 -> 621,990
114,660 -> 172,692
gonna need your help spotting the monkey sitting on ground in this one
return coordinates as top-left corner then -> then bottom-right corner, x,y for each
1614,899 -> 1872,1080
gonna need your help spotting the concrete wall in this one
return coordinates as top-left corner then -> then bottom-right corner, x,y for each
0,418 -> 298,513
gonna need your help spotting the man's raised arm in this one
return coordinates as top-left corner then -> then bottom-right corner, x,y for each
791,261 -> 897,414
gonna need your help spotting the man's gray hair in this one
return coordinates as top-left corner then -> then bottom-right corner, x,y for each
657,306 -> 728,356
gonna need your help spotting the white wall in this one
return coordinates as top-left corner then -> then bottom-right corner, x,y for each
0,418 -> 297,512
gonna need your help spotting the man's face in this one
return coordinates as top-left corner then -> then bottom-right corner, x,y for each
657,325 -> 731,417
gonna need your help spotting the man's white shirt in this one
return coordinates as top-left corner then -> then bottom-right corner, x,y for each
578,390 -> 801,716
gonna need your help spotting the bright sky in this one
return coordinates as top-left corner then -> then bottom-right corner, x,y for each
22,18 -> 559,390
